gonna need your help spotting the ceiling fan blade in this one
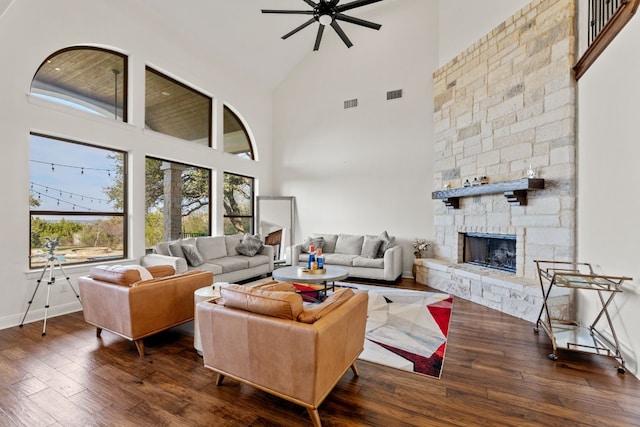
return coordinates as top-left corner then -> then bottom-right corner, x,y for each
330,20 -> 353,48
337,0 -> 384,13
282,18 -> 317,39
335,13 -> 381,30
261,10 -> 315,15
314,25 -> 325,51
302,0 -> 318,7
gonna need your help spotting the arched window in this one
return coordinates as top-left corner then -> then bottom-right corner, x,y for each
223,106 -> 255,159
31,47 -> 127,121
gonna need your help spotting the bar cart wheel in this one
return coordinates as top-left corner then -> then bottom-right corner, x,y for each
548,353 -> 558,361
617,366 -> 626,374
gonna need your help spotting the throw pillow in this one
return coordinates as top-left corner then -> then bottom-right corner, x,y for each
376,230 -> 396,258
236,234 -> 264,257
301,236 -> 325,253
335,234 -> 365,255
361,236 -> 382,259
168,241 -> 185,259
181,244 -> 204,267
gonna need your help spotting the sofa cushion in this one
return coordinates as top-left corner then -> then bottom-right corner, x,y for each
146,265 -> 176,278
361,235 -> 382,259
311,233 -> 338,253
196,236 -> 227,260
302,236 -> 325,253
210,257 -> 250,273
224,233 -> 243,256
377,231 -> 396,258
252,281 -> 297,292
156,241 -> 170,256
221,284 -> 304,320
196,262 -> 224,275
236,234 -> 264,257
231,254 -> 269,268
353,256 -> 385,268
323,253 -> 357,266
335,234 -> 364,255
298,288 -> 355,324
89,265 -> 151,286
182,244 -> 204,267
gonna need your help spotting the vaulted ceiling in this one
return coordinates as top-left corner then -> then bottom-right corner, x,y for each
135,0 -> 401,88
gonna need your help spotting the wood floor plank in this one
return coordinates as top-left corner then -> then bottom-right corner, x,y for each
1,277 -> 639,426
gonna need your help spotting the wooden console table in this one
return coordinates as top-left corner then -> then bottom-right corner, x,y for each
432,178 -> 544,209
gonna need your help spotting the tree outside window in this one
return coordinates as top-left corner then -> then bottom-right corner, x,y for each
223,173 -> 254,235
144,157 -> 211,250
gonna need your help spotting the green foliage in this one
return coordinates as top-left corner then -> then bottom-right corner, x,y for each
102,152 -> 125,210
145,211 -> 163,248
182,212 -> 209,236
223,173 -> 253,234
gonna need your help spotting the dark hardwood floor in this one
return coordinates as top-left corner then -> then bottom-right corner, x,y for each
2,278 -> 640,426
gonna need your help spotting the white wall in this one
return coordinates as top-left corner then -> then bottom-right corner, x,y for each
437,0 -> 531,66
273,0 -> 439,277
577,14 -> 640,375
0,0 -> 273,328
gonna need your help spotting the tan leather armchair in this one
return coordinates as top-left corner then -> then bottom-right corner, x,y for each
197,282 -> 368,427
78,264 -> 213,357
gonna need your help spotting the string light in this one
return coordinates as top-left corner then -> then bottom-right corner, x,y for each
29,189 -> 102,212
30,181 -> 111,205
31,159 -> 116,175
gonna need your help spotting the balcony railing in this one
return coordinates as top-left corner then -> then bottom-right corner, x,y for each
574,0 -> 640,79
589,0 -> 624,45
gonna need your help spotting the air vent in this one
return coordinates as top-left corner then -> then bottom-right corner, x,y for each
344,98 -> 358,109
386,89 -> 403,100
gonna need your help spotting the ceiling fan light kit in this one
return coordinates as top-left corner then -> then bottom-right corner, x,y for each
262,0 -> 384,51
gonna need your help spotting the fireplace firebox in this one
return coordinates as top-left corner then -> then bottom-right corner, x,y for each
463,233 -> 516,273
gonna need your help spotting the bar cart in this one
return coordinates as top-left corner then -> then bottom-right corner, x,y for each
533,260 -> 632,374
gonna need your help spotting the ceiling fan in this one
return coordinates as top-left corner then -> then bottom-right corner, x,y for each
262,0 -> 384,51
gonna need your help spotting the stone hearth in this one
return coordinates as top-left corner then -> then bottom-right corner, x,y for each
414,258 -> 572,323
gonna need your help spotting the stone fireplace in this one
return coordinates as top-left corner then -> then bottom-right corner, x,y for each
415,0 -> 577,322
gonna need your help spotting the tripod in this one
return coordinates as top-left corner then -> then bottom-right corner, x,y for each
20,239 -> 82,336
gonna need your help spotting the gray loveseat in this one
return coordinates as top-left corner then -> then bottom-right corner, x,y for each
291,232 -> 402,282
141,234 -> 274,283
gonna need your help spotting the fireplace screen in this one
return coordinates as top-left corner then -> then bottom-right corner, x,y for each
463,233 -> 516,273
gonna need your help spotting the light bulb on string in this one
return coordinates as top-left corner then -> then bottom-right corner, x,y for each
81,168 -> 84,175
51,164 -> 55,172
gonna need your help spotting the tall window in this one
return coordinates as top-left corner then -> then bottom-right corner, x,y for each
145,67 -> 212,145
145,157 -> 211,250
29,134 -> 127,268
223,173 -> 254,235
223,106 -> 254,159
31,47 -> 127,121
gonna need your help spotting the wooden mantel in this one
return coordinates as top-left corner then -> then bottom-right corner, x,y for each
432,178 -> 545,209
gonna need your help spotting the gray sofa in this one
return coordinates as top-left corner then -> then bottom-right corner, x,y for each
291,232 -> 402,282
141,234 -> 274,283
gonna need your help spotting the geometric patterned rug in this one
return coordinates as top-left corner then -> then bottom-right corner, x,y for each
340,283 -> 453,379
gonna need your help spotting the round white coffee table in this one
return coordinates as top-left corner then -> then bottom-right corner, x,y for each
272,265 -> 349,301
193,285 -> 221,356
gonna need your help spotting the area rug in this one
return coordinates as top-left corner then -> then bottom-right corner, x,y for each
242,278 -> 453,379
338,283 -> 453,379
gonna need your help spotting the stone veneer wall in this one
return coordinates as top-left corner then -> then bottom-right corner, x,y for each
421,0 -> 577,321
